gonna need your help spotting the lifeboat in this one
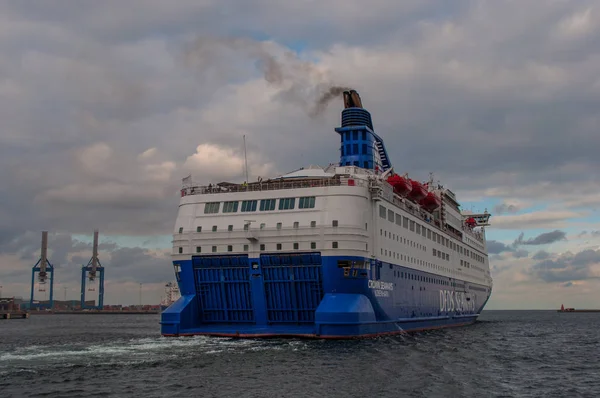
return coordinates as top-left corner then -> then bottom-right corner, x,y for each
465,217 -> 477,229
419,192 -> 441,212
386,174 -> 412,196
407,179 -> 427,202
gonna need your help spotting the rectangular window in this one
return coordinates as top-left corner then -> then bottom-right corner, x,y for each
332,220 -> 338,227
204,202 -> 220,214
311,221 -> 316,228
241,200 -> 257,212
196,226 -> 202,233
299,196 -> 316,209
353,143 -> 358,155
212,226 -> 217,232
388,209 -> 394,222
276,243 -> 282,250
293,221 -> 299,228
259,199 -> 276,211
244,223 -> 249,231
196,246 -> 201,253
346,144 -> 351,155
403,217 -> 409,228
353,131 -> 358,140
293,242 -> 299,250
277,222 -> 282,230
362,143 -> 367,154
311,242 -> 316,249
395,213 -> 402,226
298,196 -> 315,209
362,131 -> 367,140
410,220 -> 415,232
227,245 -> 233,252
178,227 -> 183,234
416,224 -> 421,234
243,244 -> 249,252
279,197 -> 296,210
228,225 -> 233,231
178,247 -> 183,254
212,246 -> 217,253
379,205 -> 387,219
223,201 -> 238,213
332,241 -> 338,249
260,244 -> 265,251
260,223 -> 266,229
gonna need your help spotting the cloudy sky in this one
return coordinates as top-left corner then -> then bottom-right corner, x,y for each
1,1 -> 599,309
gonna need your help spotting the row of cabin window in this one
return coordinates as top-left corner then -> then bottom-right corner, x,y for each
178,241 -> 338,254
204,196 -> 316,214
381,229 -> 427,252
378,204 -> 486,264
391,269 -> 452,287
180,220 -> 339,234
382,248 -> 454,275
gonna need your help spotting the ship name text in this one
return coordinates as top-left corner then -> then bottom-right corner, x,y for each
439,290 -> 476,313
369,280 -> 394,297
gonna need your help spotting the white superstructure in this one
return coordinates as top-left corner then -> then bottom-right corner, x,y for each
172,165 -> 492,289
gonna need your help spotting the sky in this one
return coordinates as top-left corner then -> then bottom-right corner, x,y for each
1,1 -> 599,309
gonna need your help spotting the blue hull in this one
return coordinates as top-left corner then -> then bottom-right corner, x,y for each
161,253 -> 491,339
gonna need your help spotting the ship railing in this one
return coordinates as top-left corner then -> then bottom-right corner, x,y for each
181,176 -> 368,196
378,180 -> 487,250
462,227 -> 485,244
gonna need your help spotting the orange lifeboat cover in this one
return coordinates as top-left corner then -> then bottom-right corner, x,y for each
407,179 -> 427,201
386,174 -> 412,196
419,192 -> 441,212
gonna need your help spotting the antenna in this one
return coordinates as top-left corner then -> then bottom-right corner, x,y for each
243,135 -> 249,183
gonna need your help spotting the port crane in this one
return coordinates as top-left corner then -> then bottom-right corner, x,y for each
29,231 -> 55,310
80,229 -> 105,310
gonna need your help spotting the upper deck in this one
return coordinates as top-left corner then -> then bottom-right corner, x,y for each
177,165 -> 489,253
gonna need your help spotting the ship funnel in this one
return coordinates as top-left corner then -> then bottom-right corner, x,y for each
334,90 -> 392,172
343,90 -> 363,109
340,90 -> 373,130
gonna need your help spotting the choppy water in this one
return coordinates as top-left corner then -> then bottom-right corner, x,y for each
1,311 -> 598,397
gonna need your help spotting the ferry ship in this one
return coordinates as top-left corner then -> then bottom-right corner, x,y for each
161,90 -> 493,338
160,282 -> 181,311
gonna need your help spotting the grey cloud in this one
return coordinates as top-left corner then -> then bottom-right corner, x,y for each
493,203 -> 520,215
486,240 -> 514,254
513,250 -> 529,259
529,249 -> 600,283
106,247 -> 172,284
514,230 -> 567,246
532,250 -> 551,260
487,229 -> 566,255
